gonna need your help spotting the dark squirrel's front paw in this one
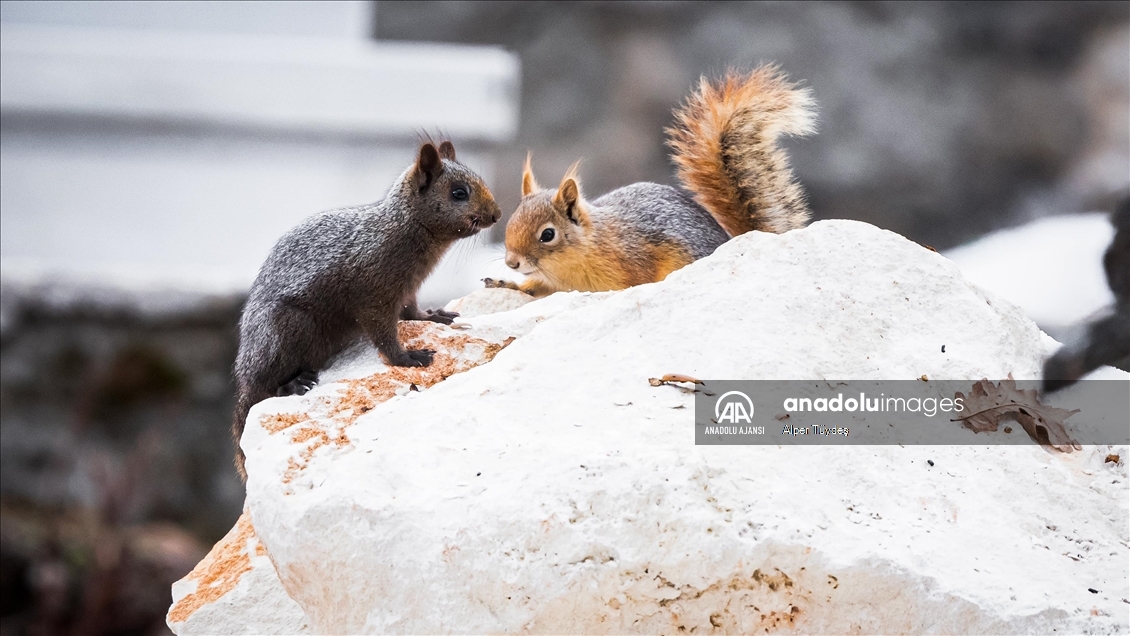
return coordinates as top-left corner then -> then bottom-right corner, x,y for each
388,348 -> 435,367
407,348 -> 436,366
277,369 -> 318,396
423,309 -> 458,325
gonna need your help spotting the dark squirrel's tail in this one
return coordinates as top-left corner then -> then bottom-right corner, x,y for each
667,65 -> 816,236
232,388 -> 256,482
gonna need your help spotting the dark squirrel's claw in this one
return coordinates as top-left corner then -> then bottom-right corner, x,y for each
388,348 -> 434,367
407,349 -> 435,365
277,369 -> 318,396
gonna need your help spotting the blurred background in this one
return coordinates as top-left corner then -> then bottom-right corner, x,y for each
1,1 -> 1126,633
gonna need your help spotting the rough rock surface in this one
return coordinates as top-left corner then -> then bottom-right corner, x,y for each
170,220 -> 1129,634
167,510 -> 309,634
444,286 -> 536,318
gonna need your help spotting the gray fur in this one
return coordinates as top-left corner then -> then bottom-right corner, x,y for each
592,182 -> 730,259
231,145 -> 500,477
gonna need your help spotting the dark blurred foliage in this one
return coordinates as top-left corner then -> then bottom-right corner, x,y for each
377,0 -> 1129,249
0,491 -> 205,635
0,286 -> 243,634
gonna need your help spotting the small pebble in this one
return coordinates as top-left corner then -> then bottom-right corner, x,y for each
927,460 -> 935,467
1089,588 -> 1099,594
476,472 -> 481,477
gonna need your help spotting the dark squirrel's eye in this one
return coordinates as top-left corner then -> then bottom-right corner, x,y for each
451,187 -> 469,201
539,228 -> 556,243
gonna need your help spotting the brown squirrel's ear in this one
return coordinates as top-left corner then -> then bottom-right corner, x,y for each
415,143 -> 442,191
438,140 -> 456,161
555,176 -> 586,225
521,153 -> 540,197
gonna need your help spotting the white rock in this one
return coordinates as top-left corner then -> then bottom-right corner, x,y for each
444,286 -> 536,318
167,510 -> 310,634
169,288 -> 610,635
180,220 -> 1129,633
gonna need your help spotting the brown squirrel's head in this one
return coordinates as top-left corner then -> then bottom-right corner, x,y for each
504,155 -> 593,281
409,140 -> 501,239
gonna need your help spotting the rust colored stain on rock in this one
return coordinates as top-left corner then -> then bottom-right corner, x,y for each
330,322 -> 509,424
282,426 -> 340,485
167,510 -> 258,623
274,322 -> 513,485
263,412 -> 306,434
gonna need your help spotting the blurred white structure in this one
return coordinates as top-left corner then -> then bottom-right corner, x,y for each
944,213 -> 1116,338
0,1 -> 519,305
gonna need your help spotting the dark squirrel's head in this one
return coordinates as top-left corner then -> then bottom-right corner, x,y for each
410,141 -> 500,239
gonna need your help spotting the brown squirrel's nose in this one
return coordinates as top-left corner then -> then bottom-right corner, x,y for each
505,252 -> 521,270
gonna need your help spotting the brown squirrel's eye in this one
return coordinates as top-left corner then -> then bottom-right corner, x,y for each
539,228 -> 556,243
451,186 -> 469,201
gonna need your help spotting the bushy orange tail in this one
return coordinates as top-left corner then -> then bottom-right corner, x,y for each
667,65 -> 816,236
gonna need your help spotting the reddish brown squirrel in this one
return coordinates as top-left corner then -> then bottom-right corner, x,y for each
486,65 -> 816,297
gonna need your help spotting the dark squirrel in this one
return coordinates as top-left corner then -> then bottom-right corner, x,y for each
232,141 -> 500,478
1042,194 -> 1130,392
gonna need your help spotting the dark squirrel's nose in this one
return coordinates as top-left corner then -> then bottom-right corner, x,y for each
505,252 -> 520,270
479,206 -> 500,227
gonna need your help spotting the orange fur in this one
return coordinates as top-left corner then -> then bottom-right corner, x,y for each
667,65 -> 816,236
521,153 -> 541,197
649,242 -> 695,282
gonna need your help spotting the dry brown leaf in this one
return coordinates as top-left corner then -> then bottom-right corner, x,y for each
952,374 -> 1081,452
648,374 -> 704,387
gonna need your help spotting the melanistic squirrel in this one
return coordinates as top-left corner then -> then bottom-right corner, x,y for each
486,65 -> 815,296
1043,194 -> 1130,393
232,141 -> 500,478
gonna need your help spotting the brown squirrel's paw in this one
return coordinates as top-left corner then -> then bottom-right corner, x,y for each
482,277 -> 519,290
423,309 -> 458,325
387,348 -> 435,367
277,369 -> 318,396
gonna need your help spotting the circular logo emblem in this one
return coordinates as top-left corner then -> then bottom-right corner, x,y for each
715,390 -> 754,424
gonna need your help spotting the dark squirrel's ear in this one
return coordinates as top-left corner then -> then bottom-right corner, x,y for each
415,143 -> 442,191
438,140 -> 456,161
